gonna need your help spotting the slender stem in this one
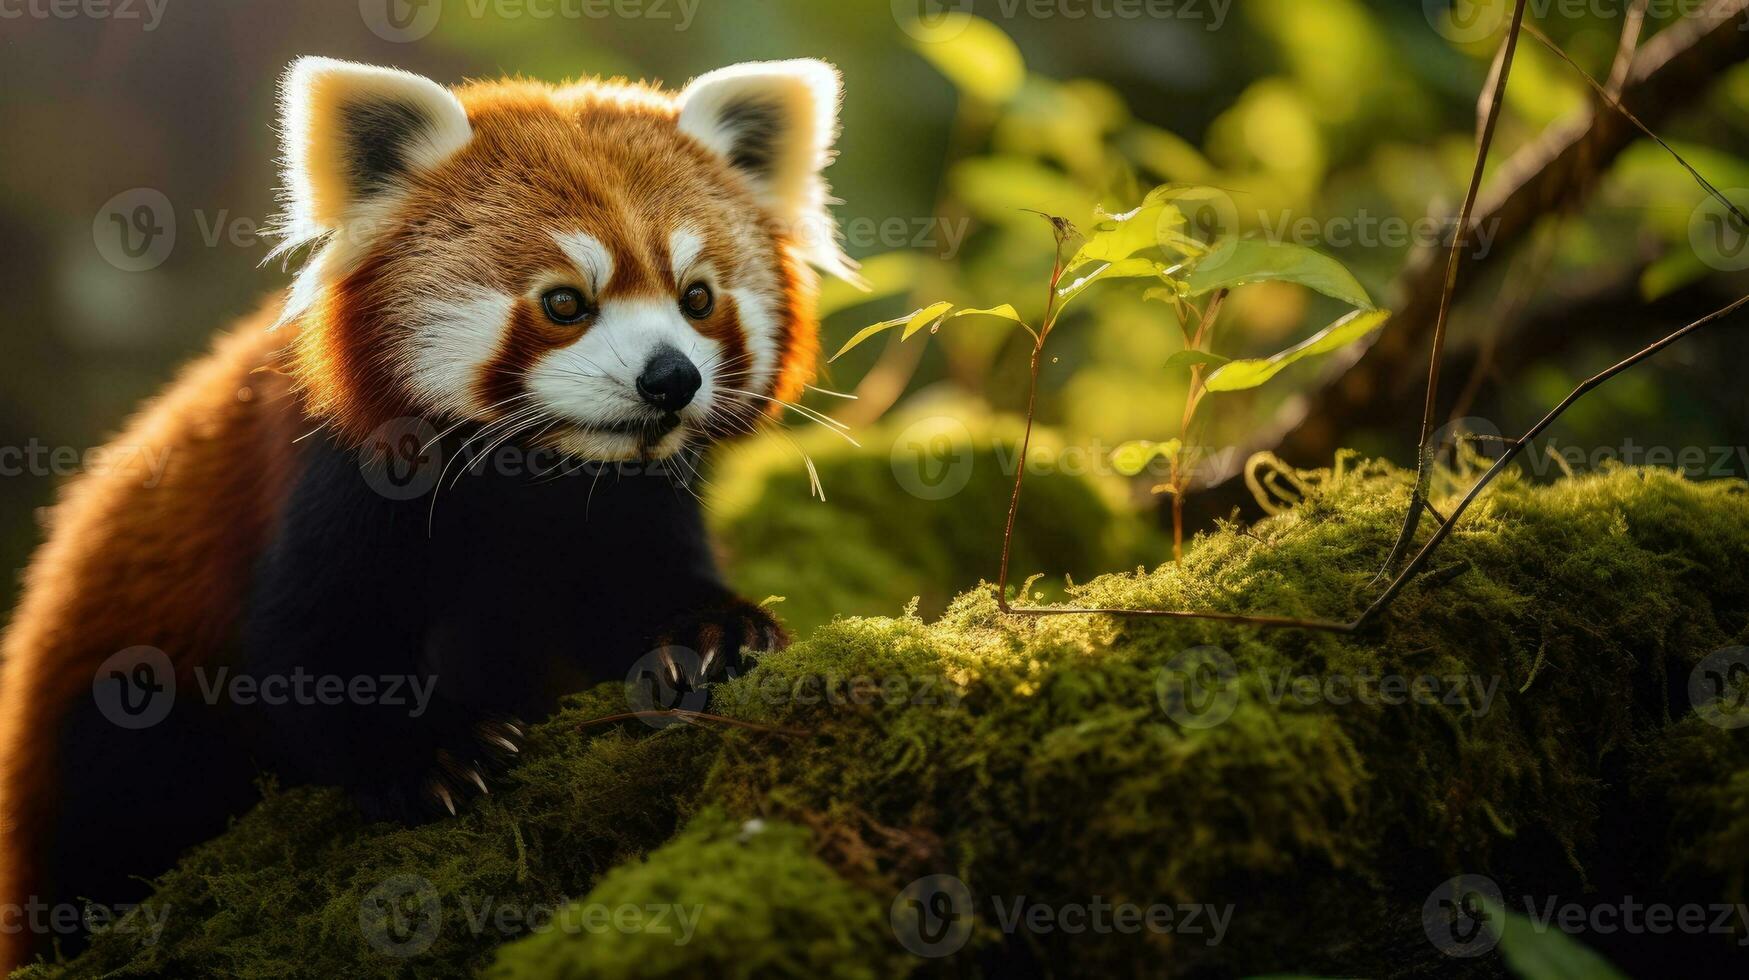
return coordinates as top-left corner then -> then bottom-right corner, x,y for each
1168,289 -> 1228,562
1005,291 -> 1747,634
996,234 -> 1069,609
1375,0 -> 1530,582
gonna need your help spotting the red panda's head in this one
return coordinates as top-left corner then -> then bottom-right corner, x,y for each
271,56 -> 859,461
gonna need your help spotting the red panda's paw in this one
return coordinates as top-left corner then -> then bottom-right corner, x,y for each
353,715 -> 525,823
651,597 -> 791,686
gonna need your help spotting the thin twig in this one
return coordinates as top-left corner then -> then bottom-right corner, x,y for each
1373,0 -> 1531,585
1004,293 -> 1749,634
1525,20 -> 1749,230
995,221 -> 1072,608
1354,292 -> 1749,627
580,709 -> 809,737
1607,0 -> 1652,96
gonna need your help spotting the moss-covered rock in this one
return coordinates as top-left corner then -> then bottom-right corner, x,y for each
487,810 -> 908,979
20,463 -> 1749,978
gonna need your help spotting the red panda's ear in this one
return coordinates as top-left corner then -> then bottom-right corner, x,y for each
275,57 -> 472,243
678,59 -> 863,287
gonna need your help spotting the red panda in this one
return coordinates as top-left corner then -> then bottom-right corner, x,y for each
0,56 -> 857,970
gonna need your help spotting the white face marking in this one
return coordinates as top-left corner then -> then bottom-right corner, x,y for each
403,287 -> 516,417
553,231 -> 614,293
669,226 -> 704,281
525,297 -> 725,461
727,285 -> 779,391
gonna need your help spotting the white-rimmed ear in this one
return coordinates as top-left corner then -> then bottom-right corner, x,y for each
678,59 -> 862,285
276,57 -> 472,241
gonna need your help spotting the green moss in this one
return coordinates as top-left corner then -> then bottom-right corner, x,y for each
708,401 -> 1163,636
21,687 -> 713,979
487,809 -> 906,979
24,462 -> 1749,978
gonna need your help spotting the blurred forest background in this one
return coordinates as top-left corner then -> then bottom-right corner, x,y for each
4,0 -> 1749,634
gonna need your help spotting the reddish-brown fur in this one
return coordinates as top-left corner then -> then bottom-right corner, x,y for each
0,71 -> 823,971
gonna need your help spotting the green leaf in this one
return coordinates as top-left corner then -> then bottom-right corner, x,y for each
1111,438 -> 1181,477
1484,898 -> 1630,980
1165,350 -> 1229,370
830,301 -> 951,361
946,303 -> 1025,326
900,301 -> 955,340
1186,239 -> 1375,310
905,14 -> 1025,105
1202,309 -> 1390,392
1067,202 -> 1183,270
1056,258 -> 1171,308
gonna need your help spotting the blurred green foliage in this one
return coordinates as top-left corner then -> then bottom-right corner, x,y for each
5,0 -> 1749,618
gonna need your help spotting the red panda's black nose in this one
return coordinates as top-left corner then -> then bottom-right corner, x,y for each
635,347 -> 702,410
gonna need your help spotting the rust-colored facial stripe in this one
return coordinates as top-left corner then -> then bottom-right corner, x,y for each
697,291 -> 750,391
475,300 -> 585,414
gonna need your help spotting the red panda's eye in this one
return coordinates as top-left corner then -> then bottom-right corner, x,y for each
681,283 -> 714,320
541,287 -> 590,325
